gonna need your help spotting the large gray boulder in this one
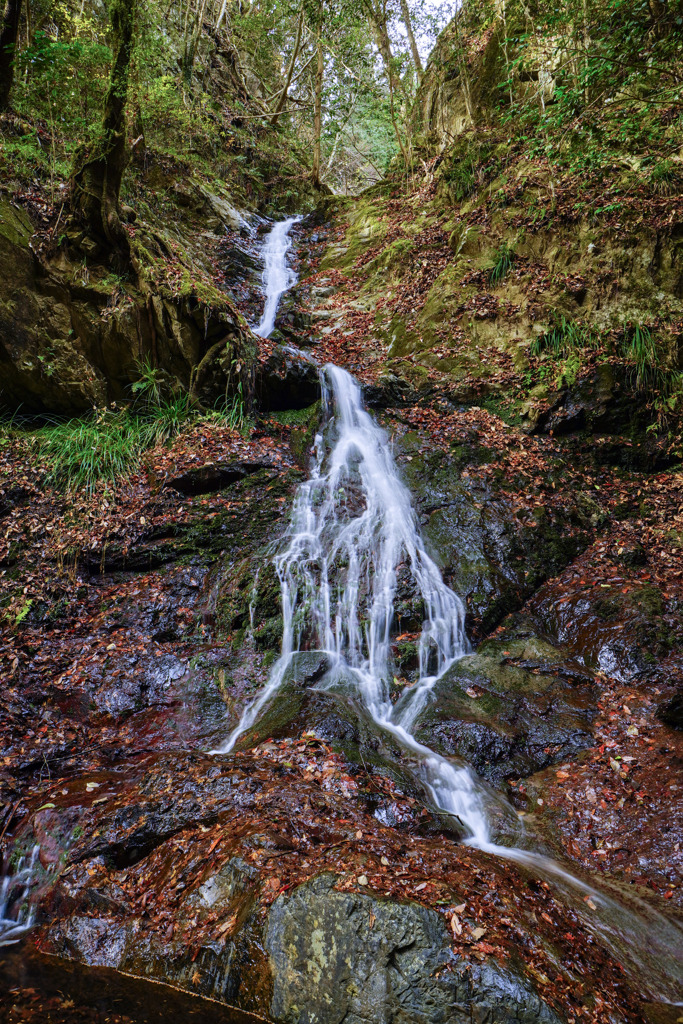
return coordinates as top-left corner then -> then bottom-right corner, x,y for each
266,874 -> 562,1024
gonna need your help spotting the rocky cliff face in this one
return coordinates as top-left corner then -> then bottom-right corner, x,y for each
0,193 -> 252,414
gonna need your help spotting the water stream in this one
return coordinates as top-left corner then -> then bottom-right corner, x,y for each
253,215 -> 302,338
0,844 -> 39,947
217,217 -> 683,1003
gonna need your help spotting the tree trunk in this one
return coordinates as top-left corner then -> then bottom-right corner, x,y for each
215,0 -> 228,31
71,0 -> 136,246
365,0 -> 411,166
271,5 -> 303,125
312,10 -> 323,187
399,0 -> 422,77
0,0 -> 22,111
182,0 -> 209,84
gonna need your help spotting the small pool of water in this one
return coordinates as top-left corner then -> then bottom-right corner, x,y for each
0,945 -> 265,1024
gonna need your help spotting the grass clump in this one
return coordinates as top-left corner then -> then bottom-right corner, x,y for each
488,243 -> 515,286
36,361 -> 249,494
530,317 -> 598,358
648,159 -> 682,197
38,410 -> 151,492
619,323 -> 683,426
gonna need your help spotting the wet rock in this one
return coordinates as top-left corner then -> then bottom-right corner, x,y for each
656,688 -> 683,729
415,629 -> 596,783
400,444 -> 588,638
266,873 -> 562,1024
363,373 -> 420,408
530,583 -> 679,682
283,651 -> 331,687
256,345 -> 321,411
530,366 -> 619,436
0,944 -> 256,1024
92,652 -> 188,717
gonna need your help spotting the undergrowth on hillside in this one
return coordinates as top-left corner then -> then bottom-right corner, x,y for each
11,363 -> 251,494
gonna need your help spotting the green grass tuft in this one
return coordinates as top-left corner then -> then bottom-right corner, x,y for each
32,361 -> 250,494
530,317 -> 598,358
38,411 -> 149,493
488,243 -> 515,286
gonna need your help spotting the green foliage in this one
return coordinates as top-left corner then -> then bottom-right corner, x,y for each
488,243 -> 514,285
36,357 -> 249,493
13,598 -> 33,627
443,152 -> 478,200
490,0 -> 683,172
622,323 -> 658,389
530,317 -> 598,358
443,143 -> 498,202
38,409 -> 149,493
619,324 -> 683,424
529,317 -> 600,390
648,158 -> 682,196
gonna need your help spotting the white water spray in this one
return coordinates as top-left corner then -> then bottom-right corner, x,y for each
253,216 -> 302,338
216,220 -> 683,1002
0,845 -> 39,946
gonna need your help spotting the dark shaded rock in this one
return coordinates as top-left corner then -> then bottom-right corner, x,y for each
165,459 -> 277,496
363,373 -> 419,408
0,945 -> 257,1024
0,197 -> 251,415
529,366 -> 661,440
266,874 -> 562,1024
400,443 -> 589,638
616,542 -> 648,567
657,688 -> 683,729
256,345 -> 320,411
0,484 -> 30,517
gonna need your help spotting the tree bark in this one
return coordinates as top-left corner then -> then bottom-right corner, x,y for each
215,0 -> 228,31
271,5 -> 303,125
312,8 -> 323,187
365,0 -> 411,165
399,0 -> 422,77
182,0 -> 209,84
71,0 -> 136,246
0,0 -> 22,112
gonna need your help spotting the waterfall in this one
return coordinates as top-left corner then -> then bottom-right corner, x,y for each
254,216 -> 302,338
0,845 -> 39,947
216,219 -> 683,1004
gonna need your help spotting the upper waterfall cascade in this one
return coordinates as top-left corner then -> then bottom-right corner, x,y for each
216,217 -> 683,1003
254,215 -> 302,338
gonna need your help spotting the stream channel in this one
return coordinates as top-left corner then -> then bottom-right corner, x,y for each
1,215 -> 682,1020
218,218 -> 683,1006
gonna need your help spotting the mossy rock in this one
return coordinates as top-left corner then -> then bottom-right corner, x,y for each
414,629 -> 597,784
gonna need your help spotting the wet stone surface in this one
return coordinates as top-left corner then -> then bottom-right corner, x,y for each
1,218 -> 683,1023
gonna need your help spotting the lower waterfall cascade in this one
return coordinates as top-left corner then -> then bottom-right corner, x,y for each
214,216 -> 683,1005
0,844 -> 39,947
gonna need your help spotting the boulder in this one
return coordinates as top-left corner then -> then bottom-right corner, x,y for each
266,874 -> 562,1024
414,629 -> 597,784
256,345 -> 321,411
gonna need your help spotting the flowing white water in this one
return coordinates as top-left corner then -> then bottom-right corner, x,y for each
0,845 -> 39,947
216,219 -> 683,1002
253,216 -> 302,338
